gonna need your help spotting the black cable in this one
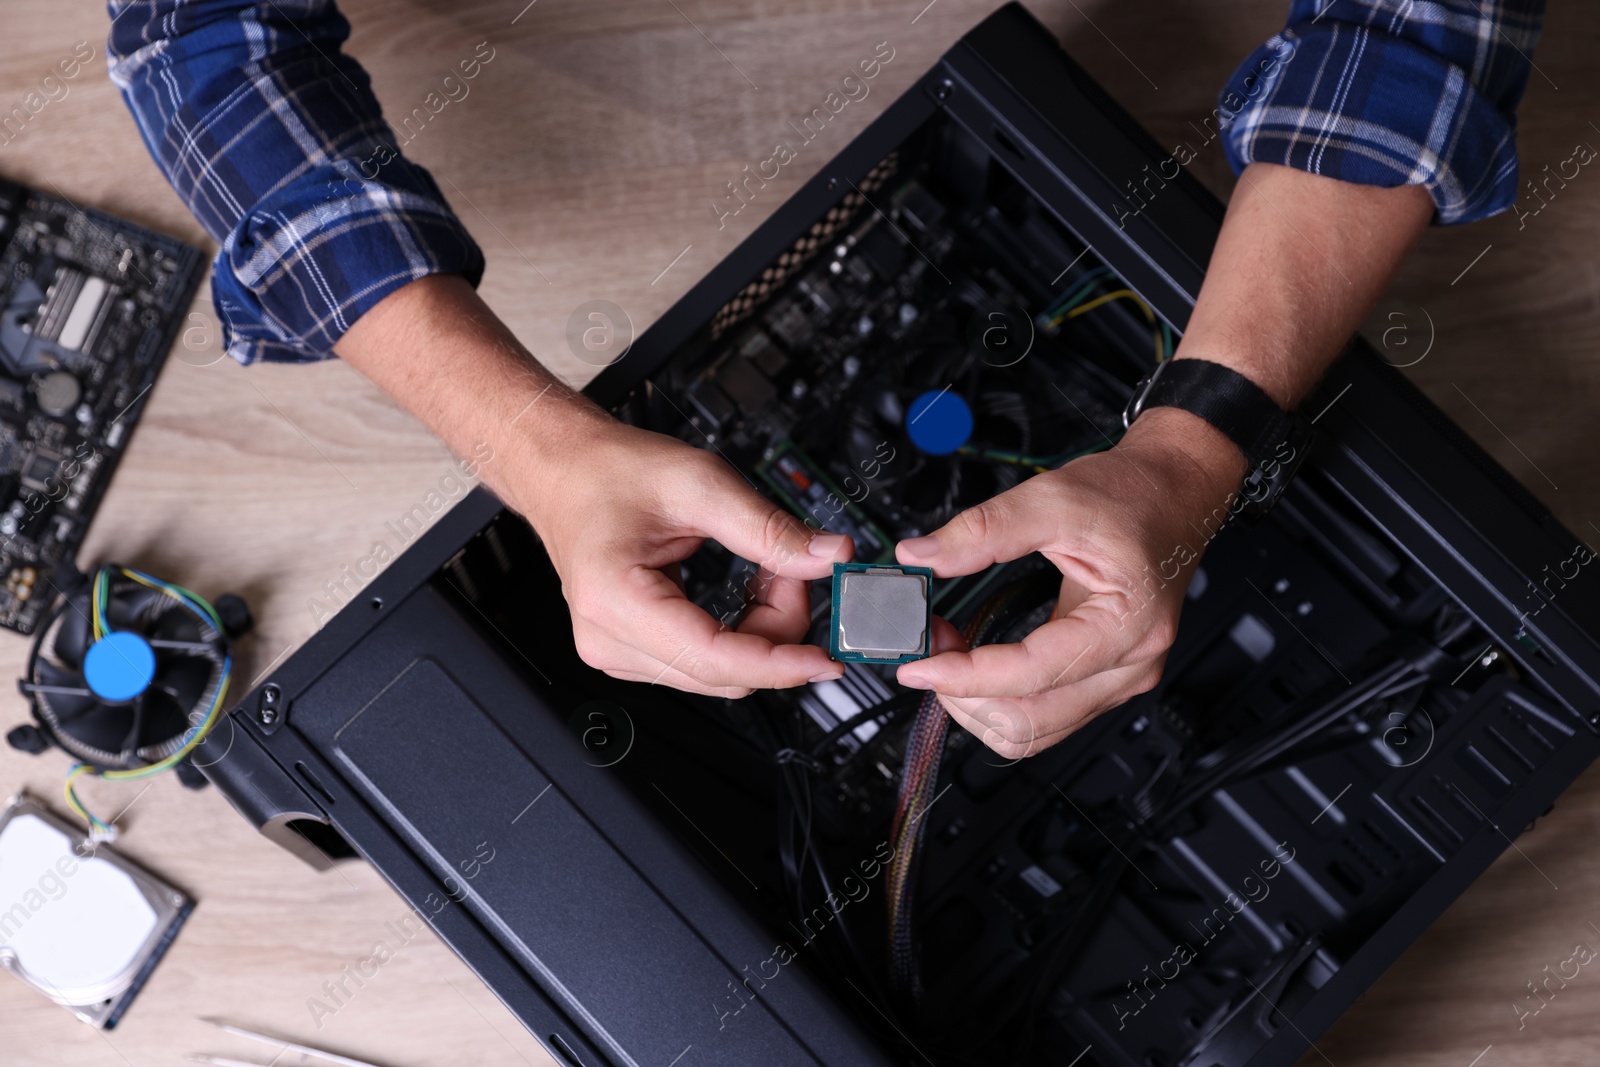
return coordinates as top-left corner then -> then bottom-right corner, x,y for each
934,846 -> 1135,1064
1144,657 -> 1425,832
886,691 -> 949,1007
809,691 -> 921,758
944,652 -> 1441,1064
771,695 -> 891,991
884,574 -> 1061,1016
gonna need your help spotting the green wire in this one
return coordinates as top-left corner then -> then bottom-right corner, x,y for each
1043,266 -> 1113,319
1043,267 -> 1173,367
65,565 -> 234,836
957,433 -> 1122,471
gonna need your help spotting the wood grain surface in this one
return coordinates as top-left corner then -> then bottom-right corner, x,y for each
0,2 -> 1596,1065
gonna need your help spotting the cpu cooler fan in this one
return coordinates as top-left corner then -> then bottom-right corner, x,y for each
9,564 -> 250,838
838,330 -> 1118,532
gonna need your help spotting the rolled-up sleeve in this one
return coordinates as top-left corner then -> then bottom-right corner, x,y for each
1218,0 -> 1545,225
107,0 -> 485,364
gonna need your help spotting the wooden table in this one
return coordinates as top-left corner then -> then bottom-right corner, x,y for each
1,2 -> 1597,1065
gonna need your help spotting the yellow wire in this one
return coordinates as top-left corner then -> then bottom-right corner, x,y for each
60,673 -> 230,836
121,568 -> 225,631
1062,288 -> 1151,321
58,566 -> 234,835
97,675 -> 230,781
64,765 -> 112,834
1052,287 -> 1168,363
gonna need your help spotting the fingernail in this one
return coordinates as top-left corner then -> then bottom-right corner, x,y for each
809,533 -> 848,558
898,672 -> 931,690
809,670 -> 844,683
900,535 -> 938,559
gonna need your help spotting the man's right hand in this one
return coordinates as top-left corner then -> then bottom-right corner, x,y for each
512,419 -> 853,697
334,274 -> 852,697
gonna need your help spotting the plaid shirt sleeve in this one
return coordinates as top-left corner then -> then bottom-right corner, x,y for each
1218,0 -> 1545,225
106,0 -> 485,364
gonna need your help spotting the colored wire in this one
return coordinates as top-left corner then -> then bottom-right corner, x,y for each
1043,274 -> 1170,364
1060,287 -> 1144,321
885,581 -> 1034,1006
957,433 -> 1123,472
63,764 -> 113,837
1057,287 -> 1167,364
956,445 -> 1052,473
61,565 -> 233,839
1041,266 -> 1112,319
884,690 -> 948,1006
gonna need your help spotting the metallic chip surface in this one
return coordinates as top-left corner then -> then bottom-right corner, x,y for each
837,570 -> 929,655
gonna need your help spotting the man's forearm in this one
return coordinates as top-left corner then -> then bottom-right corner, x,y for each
332,274 -> 607,521
899,163 -> 1440,747
1112,162 -> 1435,519
339,163 -> 1433,517
1171,161 -> 1436,410
332,273 -> 856,695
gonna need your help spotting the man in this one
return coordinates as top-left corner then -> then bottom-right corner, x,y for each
107,0 -> 1542,754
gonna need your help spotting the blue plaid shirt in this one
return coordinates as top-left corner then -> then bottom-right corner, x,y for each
1220,0 -> 1544,224
108,1 -> 1540,365
107,0 -> 484,364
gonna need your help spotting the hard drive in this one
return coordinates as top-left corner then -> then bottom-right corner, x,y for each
0,794 -> 192,1028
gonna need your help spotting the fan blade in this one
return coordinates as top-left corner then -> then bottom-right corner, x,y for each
51,698 -> 135,756
132,687 -> 188,752
153,654 -> 214,715
152,604 -> 203,644
974,390 -> 1032,452
35,658 -> 78,689
120,688 -> 149,753
106,586 -> 170,630
33,659 -> 98,722
52,600 -> 92,669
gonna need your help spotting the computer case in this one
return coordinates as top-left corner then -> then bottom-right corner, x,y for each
200,7 -> 1600,1067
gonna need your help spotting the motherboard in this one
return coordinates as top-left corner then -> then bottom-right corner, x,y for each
616,151 -> 1158,828
0,178 -> 202,633
630,174 -> 1146,616
587,130 -> 1539,1066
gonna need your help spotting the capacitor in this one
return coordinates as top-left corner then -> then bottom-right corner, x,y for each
35,371 -> 80,418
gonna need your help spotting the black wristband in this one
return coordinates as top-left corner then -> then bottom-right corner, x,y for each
1122,358 -> 1313,522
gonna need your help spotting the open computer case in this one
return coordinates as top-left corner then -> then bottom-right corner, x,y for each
201,7 -> 1600,1066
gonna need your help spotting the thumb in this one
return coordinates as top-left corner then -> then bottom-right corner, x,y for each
928,614 -> 969,656
691,473 -> 854,580
897,482 -> 1059,577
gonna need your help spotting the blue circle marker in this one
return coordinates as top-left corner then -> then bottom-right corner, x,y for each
906,389 -> 974,456
83,631 -> 157,701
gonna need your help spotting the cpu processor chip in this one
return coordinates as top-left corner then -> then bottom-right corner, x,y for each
829,562 -> 933,664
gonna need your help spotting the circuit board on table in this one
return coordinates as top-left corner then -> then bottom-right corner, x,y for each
0,178 -> 202,633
